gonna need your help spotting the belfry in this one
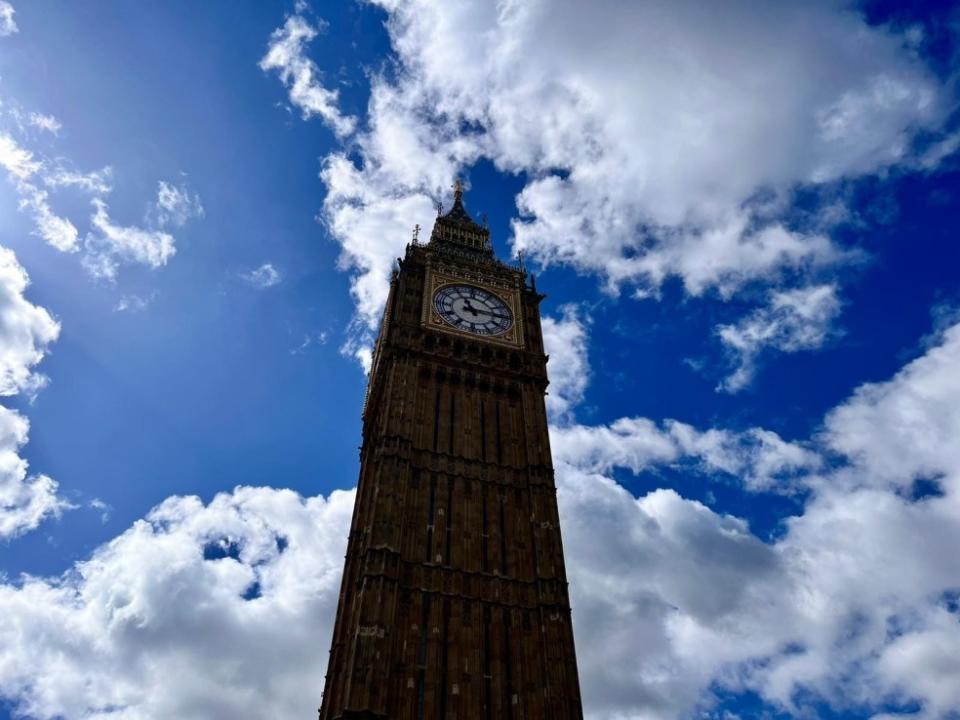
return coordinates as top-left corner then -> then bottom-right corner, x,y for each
319,182 -> 583,719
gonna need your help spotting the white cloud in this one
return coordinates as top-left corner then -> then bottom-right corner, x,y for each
27,113 -> 61,135
0,485 -> 353,719
321,152 -> 440,330
0,1 -> 16,36
0,406 -> 68,538
0,133 -> 40,179
820,318 -> 960,494
2,116 -> 196,276
0,246 -> 60,397
1,320 -> 960,717
45,165 -> 114,194
259,10 -> 356,137
290,330 -> 328,355
551,417 -> 819,494
554,318 -> 960,718
152,180 -> 204,228
541,304 -> 590,423
717,284 -> 842,393
0,246 -> 65,538
240,263 -> 282,289
0,136 -> 74,250
84,199 -> 177,281
18,183 -> 80,252
298,0 -> 949,343
113,292 -> 157,314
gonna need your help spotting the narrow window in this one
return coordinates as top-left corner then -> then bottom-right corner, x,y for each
432,388 -> 441,452
495,402 -> 503,465
426,474 -> 436,562
503,610 -> 515,720
438,597 -> 451,720
480,400 -> 487,462
448,391 -> 456,455
483,603 -> 493,720
417,593 -> 432,720
481,484 -> 489,573
499,492 -> 508,576
445,476 -> 453,565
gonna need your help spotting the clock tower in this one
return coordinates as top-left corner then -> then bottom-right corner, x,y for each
319,182 -> 583,720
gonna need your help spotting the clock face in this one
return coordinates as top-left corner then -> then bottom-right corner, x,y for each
434,284 -> 514,336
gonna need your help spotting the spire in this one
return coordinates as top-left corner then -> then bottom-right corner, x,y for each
428,177 -> 493,256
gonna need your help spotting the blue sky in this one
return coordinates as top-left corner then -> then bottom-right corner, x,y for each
1,1 -> 960,719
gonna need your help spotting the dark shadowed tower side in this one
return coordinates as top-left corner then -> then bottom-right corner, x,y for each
319,182 -> 583,720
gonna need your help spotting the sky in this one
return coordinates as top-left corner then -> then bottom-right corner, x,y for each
1,1 -> 960,718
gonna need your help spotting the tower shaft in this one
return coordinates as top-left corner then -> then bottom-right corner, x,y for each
320,190 -> 582,720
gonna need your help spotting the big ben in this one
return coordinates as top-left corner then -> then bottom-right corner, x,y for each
319,181 -> 583,720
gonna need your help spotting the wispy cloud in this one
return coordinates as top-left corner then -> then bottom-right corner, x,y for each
45,165 -> 113,194
259,7 -> 355,137
27,113 -> 61,135
83,199 -> 176,281
240,263 -> 282,289
152,179 -> 204,228
0,133 -> 40,178
113,292 -> 157,313
1,109 -> 200,278
290,330 -> 328,355
716,284 -> 842,393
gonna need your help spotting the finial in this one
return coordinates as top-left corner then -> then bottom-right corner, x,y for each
412,223 -> 421,242
517,249 -> 525,270
481,212 -> 488,228
453,178 -> 464,201
436,200 -> 443,216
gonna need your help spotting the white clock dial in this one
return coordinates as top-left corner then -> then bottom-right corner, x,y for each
434,284 -> 514,336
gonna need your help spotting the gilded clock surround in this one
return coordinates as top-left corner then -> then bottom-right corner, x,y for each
423,269 -> 525,348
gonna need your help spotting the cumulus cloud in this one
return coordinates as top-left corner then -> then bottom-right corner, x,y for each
820,318 -> 960,495
0,246 -> 60,397
0,406 -> 68,538
0,246 -> 65,537
717,284 -> 842,393
0,485 -> 354,718
542,304 -> 590,423
259,8 -> 356,137
556,318 -> 960,718
2,318 -> 960,717
83,199 -> 176,281
240,262 -> 282,289
285,0 -> 953,350
551,417 -> 820,494
0,1 -> 15,36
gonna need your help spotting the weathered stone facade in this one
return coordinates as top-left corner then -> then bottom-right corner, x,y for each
319,186 -> 583,720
